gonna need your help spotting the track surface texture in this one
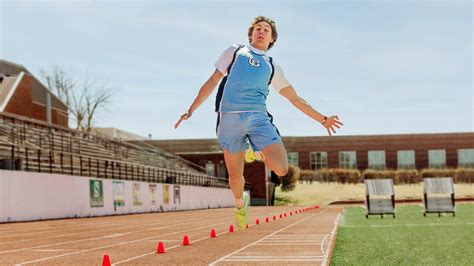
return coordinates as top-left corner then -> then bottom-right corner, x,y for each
0,206 -> 342,265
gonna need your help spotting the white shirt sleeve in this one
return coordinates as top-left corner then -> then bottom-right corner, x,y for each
214,45 -> 239,75
271,65 -> 291,92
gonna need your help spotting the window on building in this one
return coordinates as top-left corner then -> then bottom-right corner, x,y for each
368,150 -> 386,170
458,149 -> 474,168
287,152 -> 299,167
310,152 -> 328,170
397,150 -> 415,169
428,149 -> 446,168
339,151 -> 357,169
205,163 -> 215,176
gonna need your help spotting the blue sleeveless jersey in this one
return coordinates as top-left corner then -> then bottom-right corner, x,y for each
215,45 -> 275,112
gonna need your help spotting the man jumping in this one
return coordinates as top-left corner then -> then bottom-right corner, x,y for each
175,16 -> 343,230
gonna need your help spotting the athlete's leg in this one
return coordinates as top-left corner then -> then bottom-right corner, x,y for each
261,143 -> 289,177
224,149 -> 250,230
223,149 -> 246,208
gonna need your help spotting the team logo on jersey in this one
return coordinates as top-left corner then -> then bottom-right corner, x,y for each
248,58 -> 261,67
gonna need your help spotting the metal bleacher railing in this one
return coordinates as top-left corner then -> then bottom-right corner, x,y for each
0,112 -> 229,188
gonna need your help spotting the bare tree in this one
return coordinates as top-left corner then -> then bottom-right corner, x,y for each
83,77 -> 113,132
40,66 -> 114,131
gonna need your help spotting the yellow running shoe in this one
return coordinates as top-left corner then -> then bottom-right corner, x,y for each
244,146 -> 257,163
235,193 -> 250,230
244,145 -> 265,163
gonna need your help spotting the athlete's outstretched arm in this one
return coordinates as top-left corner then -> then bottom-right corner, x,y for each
175,69 -> 224,129
279,85 -> 343,136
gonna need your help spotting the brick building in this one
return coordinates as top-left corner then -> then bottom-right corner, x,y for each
150,132 -> 474,175
149,132 -> 474,205
0,59 -> 68,127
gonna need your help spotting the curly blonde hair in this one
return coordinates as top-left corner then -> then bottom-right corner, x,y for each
247,16 -> 278,50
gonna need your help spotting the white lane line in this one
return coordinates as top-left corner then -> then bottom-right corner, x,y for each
209,209 -> 328,265
1,210 -> 244,254
268,234 -> 328,238
1,220 -> 199,255
343,222 -> 474,228
271,234 -> 329,235
259,242 -> 323,245
0,215 -> 178,238
16,208 -> 288,265
229,255 -> 323,259
223,258 -> 323,262
262,240 -> 325,242
320,234 -> 330,254
112,208 -> 293,265
144,239 -> 182,242
102,233 -> 129,238
1,212 -> 229,244
30,249 -> 75,252
254,243 -> 321,246
321,213 -> 341,266
113,230 -> 229,265
16,220 -> 233,265
0,208 -> 223,234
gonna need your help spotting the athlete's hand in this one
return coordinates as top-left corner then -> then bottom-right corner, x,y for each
174,111 -> 192,129
322,115 -> 343,136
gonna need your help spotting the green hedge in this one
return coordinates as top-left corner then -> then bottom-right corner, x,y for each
396,169 -> 421,184
455,168 -> 474,183
300,168 -> 361,184
281,165 -> 300,191
298,168 -> 473,184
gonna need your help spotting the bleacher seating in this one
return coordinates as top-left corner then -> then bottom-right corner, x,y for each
0,112 -> 228,188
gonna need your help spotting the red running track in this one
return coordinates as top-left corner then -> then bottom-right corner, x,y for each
0,205 -> 342,265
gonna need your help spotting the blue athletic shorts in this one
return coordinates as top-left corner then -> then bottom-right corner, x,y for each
216,112 -> 282,154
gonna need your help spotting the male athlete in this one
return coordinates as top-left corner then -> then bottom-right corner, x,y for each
175,16 -> 343,230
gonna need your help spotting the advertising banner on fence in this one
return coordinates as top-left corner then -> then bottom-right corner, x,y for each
133,182 -> 143,206
89,179 -> 104,207
149,184 -> 157,205
113,181 -> 125,207
162,184 -> 170,204
174,185 -> 181,204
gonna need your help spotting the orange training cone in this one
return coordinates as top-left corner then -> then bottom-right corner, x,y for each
284,213 -> 287,217
280,214 -> 283,219
273,215 -> 276,220
256,218 -> 260,225
246,224 -> 249,229
157,242 -> 166,254
290,211 -> 293,216
102,254 -> 111,266
182,235 -> 190,246
229,224 -> 234,232
265,217 -> 270,223
210,229 -> 217,238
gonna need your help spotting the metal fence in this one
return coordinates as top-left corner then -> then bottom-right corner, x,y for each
3,145 -> 229,188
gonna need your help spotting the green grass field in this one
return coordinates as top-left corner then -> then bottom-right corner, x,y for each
330,204 -> 474,265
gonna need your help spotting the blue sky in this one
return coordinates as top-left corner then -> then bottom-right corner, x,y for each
1,0 -> 472,139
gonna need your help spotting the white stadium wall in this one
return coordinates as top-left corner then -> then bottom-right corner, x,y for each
0,170 -> 234,223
